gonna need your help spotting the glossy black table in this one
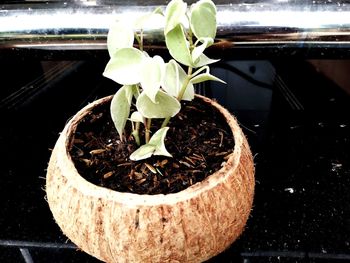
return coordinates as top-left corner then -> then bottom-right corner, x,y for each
0,58 -> 349,263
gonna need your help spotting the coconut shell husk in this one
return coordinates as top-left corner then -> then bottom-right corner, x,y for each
46,95 -> 255,263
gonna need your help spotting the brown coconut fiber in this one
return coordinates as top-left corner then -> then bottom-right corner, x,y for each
46,95 -> 255,263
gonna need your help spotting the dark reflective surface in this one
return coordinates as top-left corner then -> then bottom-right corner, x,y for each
0,58 -> 349,262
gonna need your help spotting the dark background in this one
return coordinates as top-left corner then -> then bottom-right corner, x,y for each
0,55 -> 349,263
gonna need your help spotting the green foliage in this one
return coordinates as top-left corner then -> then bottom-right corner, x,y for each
165,24 -> 193,67
135,7 -> 165,30
103,48 -> 144,85
129,111 -> 143,123
163,60 -> 194,101
140,56 -> 164,103
110,85 -> 133,139
190,0 -> 217,39
130,127 -> 172,161
190,66 -> 226,85
136,90 -> 181,119
192,37 -> 213,63
107,21 -> 134,57
103,0 -> 224,161
164,0 -> 187,34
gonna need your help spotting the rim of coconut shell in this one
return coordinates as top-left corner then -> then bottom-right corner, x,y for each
57,94 -> 245,207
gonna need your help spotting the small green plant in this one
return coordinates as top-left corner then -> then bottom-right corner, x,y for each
103,0 -> 224,161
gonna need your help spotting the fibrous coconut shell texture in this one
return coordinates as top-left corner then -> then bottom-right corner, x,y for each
46,95 -> 255,263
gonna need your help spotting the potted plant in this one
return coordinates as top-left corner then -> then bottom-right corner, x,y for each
46,0 -> 255,262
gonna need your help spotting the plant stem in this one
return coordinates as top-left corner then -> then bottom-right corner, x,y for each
161,67 -> 193,128
145,118 -> 151,143
162,24 -> 194,129
185,13 -> 194,48
177,73 -> 192,101
187,66 -> 193,76
134,30 -> 143,51
161,117 -> 171,128
134,84 -> 141,98
140,29 -> 144,51
132,122 -> 141,146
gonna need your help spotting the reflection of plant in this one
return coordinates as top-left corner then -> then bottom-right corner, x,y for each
103,0 -> 224,161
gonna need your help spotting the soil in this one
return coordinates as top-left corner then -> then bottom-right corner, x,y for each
69,97 -> 235,195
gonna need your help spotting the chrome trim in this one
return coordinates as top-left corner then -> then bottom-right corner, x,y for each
1,2 -> 350,52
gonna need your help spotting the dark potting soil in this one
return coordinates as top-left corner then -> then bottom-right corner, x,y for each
69,97 -> 235,195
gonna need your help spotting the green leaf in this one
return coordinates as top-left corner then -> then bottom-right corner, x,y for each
130,144 -> 156,161
110,85 -> 133,139
130,127 -> 172,161
165,24 -> 193,67
182,82 -> 195,101
103,47 -> 145,85
192,37 -> 214,64
125,84 -> 134,105
153,6 -> 164,15
191,73 -> 226,84
149,127 -> 172,157
136,90 -> 181,118
193,53 -> 219,68
164,0 -> 187,35
190,66 -> 225,84
198,0 -> 217,14
191,65 -> 208,77
134,11 -> 165,30
129,111 -> 144,123
107,21 -> 134,57
140,55 -> 165,103
163,60 -> 181,97
174,61 -> 194,101
163,60 -> 194,101
132,85 -> 140,99
190,0 -> 217,39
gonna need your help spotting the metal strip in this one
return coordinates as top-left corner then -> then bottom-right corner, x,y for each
19,248 -> 34,263
0,2 -> 350,52
0,239 -> 77,249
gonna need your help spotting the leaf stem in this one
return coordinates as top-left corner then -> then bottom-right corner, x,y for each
140,29 -> 144,51
161,117 -> 170,128
187,20 -> 194,51
177,74 -> 192,101
134,30 -> 144,51
145,118 -> 151,143
162,19 -> 194,129
161,66 -> 193,128
187,66 -> 193,76
132,122 -> 141,146
133,84 -> 141,99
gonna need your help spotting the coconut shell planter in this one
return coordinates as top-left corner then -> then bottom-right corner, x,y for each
46,0 -> 255,261
46,94 -> 255,263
